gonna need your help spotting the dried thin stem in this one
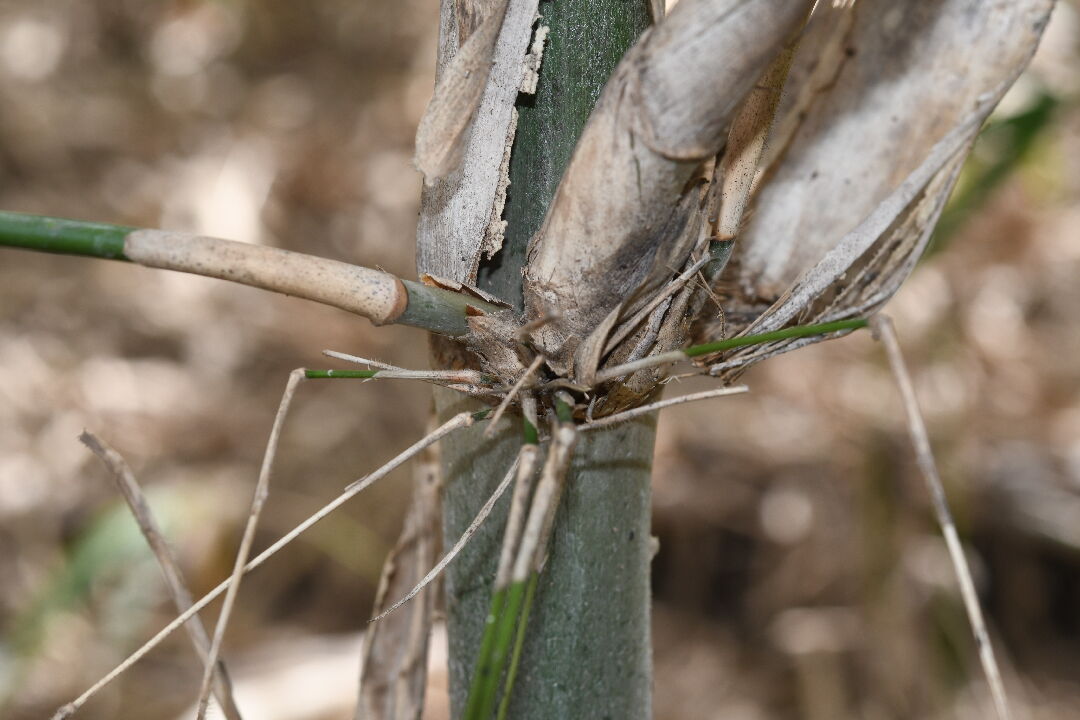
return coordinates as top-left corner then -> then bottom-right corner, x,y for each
322,350 -> 490,385
581,385 -> 749,431
485,356 -> 545,438
369,451 -> 522,622
312,358 -> 487,385
195,369 -> 305,719
707,335 -> 822,375
357,414 -> 443,720
495,397 -> 540,588
593,349 -> 687,385
51,411 -> 481,720
603,254 -> 710,354
872,314 -> 1012,720
78,432 -> 243,720
322,350 -> 404,371
465,396 -> 578,720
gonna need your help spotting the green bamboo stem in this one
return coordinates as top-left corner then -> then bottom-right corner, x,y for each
440,3 -> 653,718
466,579 -> 526,720
463,587 -> 510,720
0,210 -> 499,336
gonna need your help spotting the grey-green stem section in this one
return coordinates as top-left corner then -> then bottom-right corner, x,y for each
436,388 -> 654,719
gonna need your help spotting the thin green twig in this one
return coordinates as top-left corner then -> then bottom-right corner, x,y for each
594,317 -> 869,383
684,317 -> 869,357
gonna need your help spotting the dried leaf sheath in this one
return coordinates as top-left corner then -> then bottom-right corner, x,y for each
358,425 -> 443,720
522,0 -> 816,371
733,0 -> 1056,301
414,0 -> 512,180
415,0 -> 543,284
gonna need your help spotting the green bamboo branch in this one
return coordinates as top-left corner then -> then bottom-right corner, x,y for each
0,210 -> 501,336
685,317 -> 869,357
594,317 -> 870,383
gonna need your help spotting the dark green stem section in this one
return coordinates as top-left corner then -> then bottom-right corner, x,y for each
438,388 -> 654,720
399,279 -> 504,337
464,588 -> 510,720
703,238 -> 736,284
686,318 -> 870,358
476,0 -> 652,311
0,211 -> 131,260
467,579 -> 528,720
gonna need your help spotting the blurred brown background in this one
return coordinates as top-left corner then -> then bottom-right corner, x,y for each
0,1 -> 1078,718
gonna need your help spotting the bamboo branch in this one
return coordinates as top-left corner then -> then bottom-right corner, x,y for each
593,317 -> 868,384
0,210 -> 500,336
